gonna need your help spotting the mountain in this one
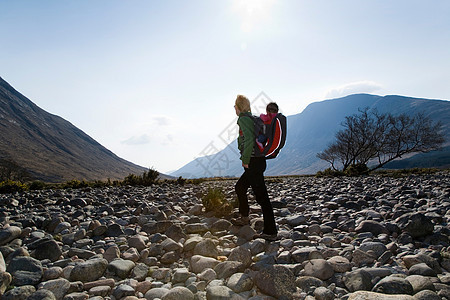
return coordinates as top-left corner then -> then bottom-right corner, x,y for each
172,94 -> 450,178
0,77 -> 147,182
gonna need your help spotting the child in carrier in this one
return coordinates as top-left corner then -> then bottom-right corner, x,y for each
256,102 -> 279,148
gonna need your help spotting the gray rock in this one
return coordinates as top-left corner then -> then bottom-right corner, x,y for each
67,248 -> 95,260
63,292 -> 89,300
172,268 -> 190,284
183,236 -> 203,252
343,269 -> 373,292
34,239 -> 62,262
92,225 -> 107,236
295,276 -> 324,293
151,267 -> 172,282
127,235 -> 147,251
190,255 -> 219,274
112,284 -> 135,299
144,287 -> 169,300
132,263 -> 150,281
355,220 -> 388,236
0,271 -> 12,295
205,285 -> 239,300
372,275 -> 414,295
165,224 -> 186,241
161,237 -> 183,252
69,258 -> 108,282
103,245 -> 120,262
359,242 -> 387,259
194,238 -> 219,258
351,249 -> 376,267
303,259 -> 334,281
2,285 -> 36,300
402,253 -> 441,274
347,291 -> 414,300
7,256 -> 43,286
0,226 -> 21,246
105,223 -> 124,237
211,219 -> 232,233
38,278 -> 70,300
327,256 -> 351,273
108,258 -> 136,279
226,273 -> 253,293
27,289 -> 56,300
160,250 -> 180,265
395,212 -> 434,238
0,251 -> 6,272
409,262 -> 437,276
286,214 -> 307,227
314,287 -> 335,300
237,225 -> 256,241
198,268 -> 217,283
161,286 -> 194,300
291,247 -> 323,263
228,246 -> 252,268
54,222 -> 71,234
185,223 -> 209,234
214,261 -> 245,279
413,290 -> 441,300
254,265 -> 296,299
405,275 -> 435,294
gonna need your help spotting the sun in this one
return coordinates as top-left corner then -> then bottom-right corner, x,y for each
232,0 -> 276,33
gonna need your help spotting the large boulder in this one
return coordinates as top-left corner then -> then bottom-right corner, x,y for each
69,258 -> 108,282
254,265 -> 296,299
372,275 -> 414,295
395,212 -> 434,238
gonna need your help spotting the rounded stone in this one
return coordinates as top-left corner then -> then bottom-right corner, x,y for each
69,258 -> 108,282
303,259 -> 334,281
161,287 -> 194,300
226,273 -> 253,293
254,265 -> 296,299
144,287 -> 169,300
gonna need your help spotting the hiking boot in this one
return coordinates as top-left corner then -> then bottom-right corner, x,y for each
254,232 -> 278,241
231,216 -> 250,226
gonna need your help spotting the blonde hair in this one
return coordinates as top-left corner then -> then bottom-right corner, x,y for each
235,95 -> 251,113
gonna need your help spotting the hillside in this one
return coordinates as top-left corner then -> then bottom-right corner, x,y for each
0,77 -> 147,182
172,94 -> 450,178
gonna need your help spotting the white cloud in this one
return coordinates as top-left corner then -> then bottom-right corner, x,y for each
325,81 -> 383,99
121,134 -> 151,145
152,115 -> 171,126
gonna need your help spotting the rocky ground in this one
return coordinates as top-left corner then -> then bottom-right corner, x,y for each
0,172 -> 449,300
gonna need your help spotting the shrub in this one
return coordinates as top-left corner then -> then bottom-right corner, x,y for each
344,163 -> 369,176
316,168 -> 344,177
0,180 -> 27,194
201,187 -> 233,217
123,168 -> 159,186
28,180 -> 47,190
176,176 -> 186,185
62,180 -> 90,189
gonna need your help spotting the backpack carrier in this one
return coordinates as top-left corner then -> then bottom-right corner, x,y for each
253,113 -> 287,159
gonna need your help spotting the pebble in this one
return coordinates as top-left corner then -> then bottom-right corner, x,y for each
0,173 -> 447,299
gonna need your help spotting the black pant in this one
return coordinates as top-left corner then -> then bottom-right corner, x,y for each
235,157 -> 277,235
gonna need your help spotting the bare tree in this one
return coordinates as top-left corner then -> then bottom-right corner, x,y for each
317,108 -> 445,173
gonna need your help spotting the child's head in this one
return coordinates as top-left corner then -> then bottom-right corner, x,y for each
266,102 -> 279,114
235,95 -> 251,113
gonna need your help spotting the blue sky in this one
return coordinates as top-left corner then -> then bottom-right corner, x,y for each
1,0 -> 449,173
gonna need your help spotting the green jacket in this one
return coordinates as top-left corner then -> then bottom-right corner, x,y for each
237,112 -> 255,165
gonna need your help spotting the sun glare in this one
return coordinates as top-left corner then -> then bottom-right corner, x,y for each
232,0 -> 276,33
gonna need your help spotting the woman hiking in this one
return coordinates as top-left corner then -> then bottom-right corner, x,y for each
232,95 -> 278,241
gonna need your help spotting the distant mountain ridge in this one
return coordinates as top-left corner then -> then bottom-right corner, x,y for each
172,94 -> 450,178
0,77 -> 146,182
